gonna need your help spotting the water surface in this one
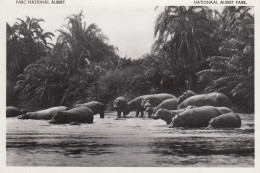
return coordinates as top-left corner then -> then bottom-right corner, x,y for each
6,112 -> 254,166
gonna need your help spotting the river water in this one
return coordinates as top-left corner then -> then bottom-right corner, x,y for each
6,112 -> 254,167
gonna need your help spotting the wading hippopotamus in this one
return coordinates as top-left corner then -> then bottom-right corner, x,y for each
207,92 -> 232,108
113,97 -> 128,118
208,112 -> 241,128
75,101 -> 105,118
49,106 -> 93,124
168,106 -> 233,128
177,91 -> 232,109
6,106 -> 29,117
125,93 -> 175,117
124,95 -> 148,117
151,108 -> 189,124
177,90 -> 197,103
18,106 -> 69,120
144,98 -> 179,117
141,94 -> 176,108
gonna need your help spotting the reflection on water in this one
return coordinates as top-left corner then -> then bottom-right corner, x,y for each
6,112 -> 254,166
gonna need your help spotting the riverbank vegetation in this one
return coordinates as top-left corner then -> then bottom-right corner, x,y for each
6,7 -> 254,113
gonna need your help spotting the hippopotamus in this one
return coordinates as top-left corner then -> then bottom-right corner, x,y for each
49,106 -> 93,124
124,95 -> 148,117
177,91 -> 232,109
168,106 -> 233,128
141,94 -> 176,108
207,92 -> 232,108
151,108 -> 188,124
75,101 -> 105,118
18,106 -> 69,120
125,93 -> 175,117
144,98 -> 179,117
208,112 -> 241,128
113,97 -> 128,118
6,106 -> 29,117
178,90 -> 197,103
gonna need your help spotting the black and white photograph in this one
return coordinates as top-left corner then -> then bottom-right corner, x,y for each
1,0 -> 259,171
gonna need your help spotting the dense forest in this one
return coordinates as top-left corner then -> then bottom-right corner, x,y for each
6,6 -> 254,113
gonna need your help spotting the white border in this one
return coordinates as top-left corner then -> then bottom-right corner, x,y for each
1,0 -> 259,173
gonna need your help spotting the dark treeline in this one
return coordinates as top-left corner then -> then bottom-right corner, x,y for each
6,7 -> 254,113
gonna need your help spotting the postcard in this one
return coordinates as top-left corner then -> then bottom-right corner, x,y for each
1,0 -> 259,172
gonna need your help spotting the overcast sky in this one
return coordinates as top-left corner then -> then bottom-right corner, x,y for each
6,6 -> 162,59
6,6 -> 227,59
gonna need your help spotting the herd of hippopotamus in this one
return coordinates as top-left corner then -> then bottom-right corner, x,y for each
6,90 -> 241,128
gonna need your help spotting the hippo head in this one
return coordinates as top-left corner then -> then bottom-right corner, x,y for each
168,114 -> 185,127
144,100 -> 152,109
49,111 -> 70,124
178,90 -> 196,103
113,99 -> 124,112
113,100 -> 119,110
18,113 -> 30,119
141,99 -> 148,108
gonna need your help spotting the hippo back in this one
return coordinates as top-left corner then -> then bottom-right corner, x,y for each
50,106 -> 93,124
19,106 -> 68,120
156,97 -> 179,110
76,101 -> 105,115
6,106 -> 21,117
207,93 -> 232,108
67,106 -> 93,123
209,112 -> 241,128
170,106 -> 223,127
178,90 -> 197,103
178,94 -> 219,109
128,95 -> 148,110
142,93 -> 176,108
216,107 -> 233,114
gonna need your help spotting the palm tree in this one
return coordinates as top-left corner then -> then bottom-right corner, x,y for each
7,17 -> 54,105
55,11 -> 113,77
196,6 -> 254,112
153,6 -> 218,65
15,56 -> 69,107
14,17 -> 54,65
7,17 -> 54,77
15,11 -> 120,107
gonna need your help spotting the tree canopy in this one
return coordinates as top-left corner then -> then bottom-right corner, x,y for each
6,7 -> 254,113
